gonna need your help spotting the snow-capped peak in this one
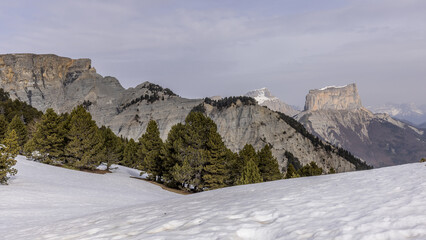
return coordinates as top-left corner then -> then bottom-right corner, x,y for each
318,85 -> 348,91
246,87 -> 277,104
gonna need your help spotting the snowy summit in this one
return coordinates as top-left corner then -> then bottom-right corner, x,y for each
1,157 -> 426,239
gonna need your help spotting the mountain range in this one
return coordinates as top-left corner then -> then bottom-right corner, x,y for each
0,53 -> 367,173
368,103 -> 426,126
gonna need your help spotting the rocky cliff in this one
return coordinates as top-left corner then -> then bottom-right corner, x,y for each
245,88 -> 300,116
0,53 -> 365,173
296,84 -> 426,167
304,84 -> 362,111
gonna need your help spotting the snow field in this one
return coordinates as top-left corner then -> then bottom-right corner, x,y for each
3,158 -> 426,239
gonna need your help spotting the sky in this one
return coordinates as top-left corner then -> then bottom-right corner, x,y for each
1,0 -> 425,108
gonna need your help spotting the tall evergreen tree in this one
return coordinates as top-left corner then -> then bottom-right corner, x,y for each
297,161 -> 323,177
26,108 -> 65,163
257,144 -> 282,181
121,138 -> 139,168
100,126 -> 121,171
7,115 -> 27,147
139,120 -> 163,180
64,106 -> 105,170
0,114 -> 8,141
231,144 -> 258,184
202,128 -> 228,190
237,159 -> 263,185
161,123 -> 185,186
0,129 -> 19,184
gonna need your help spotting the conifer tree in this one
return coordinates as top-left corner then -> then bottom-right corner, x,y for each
7,115 -> 28,147
121,138 -> 139,168
237,159 -> 263,185
297,161 -> 323,177
65,106 -> 105,170
100,126 -> 121,171
257,144 -> 282,181
231,144 -> 258,184
202,128 -> 228,190
139,120 -> 163,180
285,163 -> 300,179
0,129 -> 19,184
161,123 -> 185,185
0,114 -> 8,141
26,108 -> 65,163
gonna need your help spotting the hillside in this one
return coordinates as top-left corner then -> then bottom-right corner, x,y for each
0,156 -> 178,236
0,53 -> 368,173
3,157 -> 426,239
296,84 -> 426,167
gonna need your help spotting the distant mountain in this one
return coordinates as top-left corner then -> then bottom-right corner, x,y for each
295,84 -> 426,168
419,122 -> 426,129
0,53 -> 367,173
245,88 -> 300,116
368,103 -> 426,126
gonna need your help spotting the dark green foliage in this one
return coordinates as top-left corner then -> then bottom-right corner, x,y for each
0,88 -> 42,124
64,106 -> 105,170
0,115 -> 8,141
0,129 -> 19,184
285,151 -> 302,171
237,159 -> 262,185
257,145 -> 282,181
164,112 -> 232,191
139,120 -> 164,180
121,138 -> 139,168
24,108 -> 65,163
204,96 -> 257,110
420,158 -> 426,163
100,126 -> 122,171
297,161 -> 323,177
231,144 -> 258,184
190,103 -> 206,114
329,167 -> 336,174
202,128 -> 228,190
284,163 -> 299,179
337,148 -> 372,170
7,115 -> 28,147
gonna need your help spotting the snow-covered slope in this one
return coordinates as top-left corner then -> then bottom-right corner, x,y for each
4,157 -> 426,240
245,88 -> 300,116
0,156 -> 178,236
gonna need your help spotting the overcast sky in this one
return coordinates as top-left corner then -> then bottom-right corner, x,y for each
1,0 -> 425,107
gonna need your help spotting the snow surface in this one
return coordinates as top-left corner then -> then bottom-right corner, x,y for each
318,85 -> 348,91
0,156 -> 178,236
2,157 -> 426,240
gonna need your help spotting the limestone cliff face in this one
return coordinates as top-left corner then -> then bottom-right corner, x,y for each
296,84 -> 426,167
304,84 -> 362,111
0,54 -> 359,173
204,102 -> 355,172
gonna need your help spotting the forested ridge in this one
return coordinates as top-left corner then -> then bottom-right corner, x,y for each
1,89 -> 351,188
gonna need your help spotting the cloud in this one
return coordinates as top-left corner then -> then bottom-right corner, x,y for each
1,0 -> 425,107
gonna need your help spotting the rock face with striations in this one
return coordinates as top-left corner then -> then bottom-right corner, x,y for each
0,54 -> 364,173
304,84 -> 362,111
295,84 -> 426,167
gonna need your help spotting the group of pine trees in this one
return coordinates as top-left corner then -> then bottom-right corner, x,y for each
0,87 -> 330,188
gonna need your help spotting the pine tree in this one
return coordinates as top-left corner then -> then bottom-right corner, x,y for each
231,144 -> 258,184
237,159 -> 263,185
26,108 -> 65,163
65,106 -> 105,170
285,163 -> 300,179
121,138 -> 139,168
202,128 -> 228,190
0,129 -> 19,184
139,120 -> 163,180
161,123 -> 185,185
7,115 -> 28,147
257,144 -> 282,181
0,114 -> 8,141
100,126 -> 121,171
297,161 -> 323,177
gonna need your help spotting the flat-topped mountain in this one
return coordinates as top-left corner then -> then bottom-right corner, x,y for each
0,53 -> 370,173
304,84 -> 363,111
245,88 -> 300,116
296,84 -> 426,167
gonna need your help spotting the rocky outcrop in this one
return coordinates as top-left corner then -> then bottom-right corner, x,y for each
296,84 -> 426,167
0,53 -> 363,173
304,84 -> 362,111
245,88 -> 300,116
